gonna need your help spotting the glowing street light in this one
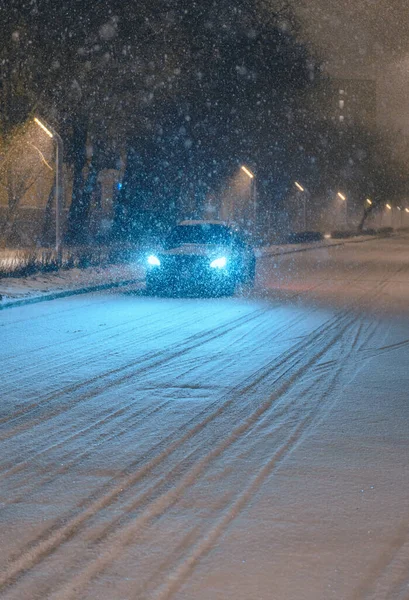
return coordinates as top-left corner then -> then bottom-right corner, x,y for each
241,165 -> 256,230
241,165 -> 254,179
366,198 -> 372,205
294,181 -> 307,230
34,117 -> 53,138
337,192 -> 347,227
386,204 -> 392,210
405,208 -> 409,213
34,117 -> 64,262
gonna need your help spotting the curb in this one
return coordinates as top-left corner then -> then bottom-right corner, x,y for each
0,234 -> 392,311
0,277 -> 144,310
257,233 -> 388,259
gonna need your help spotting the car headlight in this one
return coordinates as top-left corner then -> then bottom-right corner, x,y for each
147,254 -> 161,266
210,256 -> 227,269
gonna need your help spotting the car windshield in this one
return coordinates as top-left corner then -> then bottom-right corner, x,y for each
165,225 -> 233,247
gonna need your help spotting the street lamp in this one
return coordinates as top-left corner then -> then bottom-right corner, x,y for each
337,192 -> 347,228
241,165 -> 254,180
294,181 -> 307,230
366,198 -> 372,206
34,117 -> 64,263
241,165 -> 256,230
385,203 -> 392,227
397,206 -> 403,227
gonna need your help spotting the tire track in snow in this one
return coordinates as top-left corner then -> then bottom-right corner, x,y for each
0,306 -> 268,436
43,311 -> 370,600
0,396 -> 174,494
0,306 -> 311,502
0,303 -> 320,521
0,293 -> 316,454
0,302 -> 237,411
352,520 -> 409,600
0,302 -> 366,596
2,270 -> 322,398
37,274 -> 396,599
0,260 -> 400,597
2,301 -> 207,377
1,272 -> 326,386
140,315 -> 382,599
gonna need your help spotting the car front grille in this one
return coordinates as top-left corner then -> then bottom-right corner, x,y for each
160,255 -> 211,284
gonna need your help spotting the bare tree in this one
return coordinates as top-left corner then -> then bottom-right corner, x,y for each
0,122 -> 54,246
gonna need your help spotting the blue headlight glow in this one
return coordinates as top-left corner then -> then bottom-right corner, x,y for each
210,256 -> 227,269
147,255 -> 161,266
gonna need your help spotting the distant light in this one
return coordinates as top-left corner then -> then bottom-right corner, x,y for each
324,233 -> 332,239
210,256 -> 227,269
366,198 -> 372,205
397,207 -> 402,211
294,181 -> 305,192
117,182 -> 122,190
386,204 -> 392,210
337,192 -> 346,201
405,208 -> 409,213
34,117 -> 53,138
147,255 -> 161,266
241,165 -> 254,179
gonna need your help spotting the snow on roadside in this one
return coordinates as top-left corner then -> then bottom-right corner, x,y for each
0,262 -> 145,306
0,235 -> 383,307
256,234 -> 379,257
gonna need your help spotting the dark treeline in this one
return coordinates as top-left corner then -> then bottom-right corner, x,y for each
1,0 -> 407,243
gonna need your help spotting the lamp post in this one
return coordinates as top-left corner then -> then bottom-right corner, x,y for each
241,165 -> 256,231
365,198 -> 372,226
34,117 -> 64,263
337,192 -> 347,228
397,206 -> 403,228
385,203 -> 392,227
295,181 -> 307,230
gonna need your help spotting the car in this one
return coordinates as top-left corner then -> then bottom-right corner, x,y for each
145,220 -> 256,296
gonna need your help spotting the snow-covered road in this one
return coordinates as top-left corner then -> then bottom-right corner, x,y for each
1,234 -> 409,600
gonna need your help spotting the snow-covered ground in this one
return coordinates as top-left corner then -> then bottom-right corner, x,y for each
0,234 -> 377,307
0,234 -> 409,599
0,262 -> 145,306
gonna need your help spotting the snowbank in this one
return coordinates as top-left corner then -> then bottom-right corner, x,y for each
0,262 -> 144,308
0,234 -> 385,308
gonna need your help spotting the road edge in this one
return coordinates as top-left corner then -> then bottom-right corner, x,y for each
0,234 -> 392,310
0,277 -> 143,310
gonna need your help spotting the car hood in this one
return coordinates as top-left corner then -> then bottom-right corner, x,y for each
159,244 -> 231,257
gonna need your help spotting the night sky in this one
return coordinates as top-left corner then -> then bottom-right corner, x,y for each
296,0 -> 409,132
